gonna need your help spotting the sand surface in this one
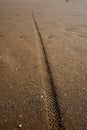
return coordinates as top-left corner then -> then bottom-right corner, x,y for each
0,0 -> 87,130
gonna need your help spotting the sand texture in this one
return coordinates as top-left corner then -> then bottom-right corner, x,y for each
0,0 -> 87,130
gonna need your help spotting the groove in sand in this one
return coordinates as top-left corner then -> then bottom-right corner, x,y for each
32,12 -> 65,130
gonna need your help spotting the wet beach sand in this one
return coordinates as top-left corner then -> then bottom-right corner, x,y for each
0,0 -> 87,130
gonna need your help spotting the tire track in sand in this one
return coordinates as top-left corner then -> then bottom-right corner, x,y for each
32,12 -> 65,130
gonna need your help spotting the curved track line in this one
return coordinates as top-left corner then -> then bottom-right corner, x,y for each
32,12 -> 65,130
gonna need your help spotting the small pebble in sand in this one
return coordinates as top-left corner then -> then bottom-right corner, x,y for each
4,119 -> 7,122
52,56 -> 55,59
61,118 -> 64,121
76,72 -> 79,76
18,124 -> 22,128
16,68 -> 18,71
19,115 -> 22,118
10,86 -> 13,89
64,93 -> 67,96
41,95 -> 44,99
56,74 -> 59,78
82,87 -> 85,90
17,57 -> 20,59
0,56 -> 2,59
48,34 -> 52,39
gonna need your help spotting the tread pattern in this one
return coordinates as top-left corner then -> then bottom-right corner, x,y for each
32,12 -> 65,130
